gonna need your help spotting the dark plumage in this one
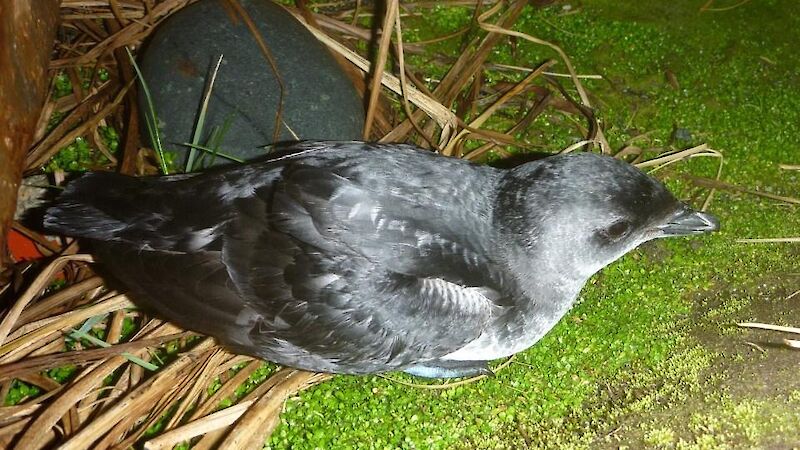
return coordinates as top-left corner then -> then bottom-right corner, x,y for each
44,141 -> 718,378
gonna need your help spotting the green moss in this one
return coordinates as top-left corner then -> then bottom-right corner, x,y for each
52,68 -> 111,100
645,394 -> 800,449
143,403 -> 180,438
53,72 -> 73,99
120,316 -> 138,341
46,68 -> 119,173
644,427 -> 677,447
44,126 -> 120,173
232,362 -> 276,401
3,380 -> 41,406
46,278 -> 68,293
47,365 -> 78,384
161,150 -> 181,173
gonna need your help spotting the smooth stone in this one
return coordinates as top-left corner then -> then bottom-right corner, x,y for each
138,0 -> 364,168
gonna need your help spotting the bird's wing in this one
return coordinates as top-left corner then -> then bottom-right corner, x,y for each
91,243 -> 264,352
222,163 -> 508,372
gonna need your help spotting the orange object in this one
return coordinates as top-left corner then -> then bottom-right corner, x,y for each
8,228 -> 45,262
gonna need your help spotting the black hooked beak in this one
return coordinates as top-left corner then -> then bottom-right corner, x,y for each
657,204 -> 720,237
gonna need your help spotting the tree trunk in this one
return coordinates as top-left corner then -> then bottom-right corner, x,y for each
0,0 -> 61,269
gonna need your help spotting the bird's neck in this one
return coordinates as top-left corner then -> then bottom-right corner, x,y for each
489,169 -> 587,301
500,242 -> 587,302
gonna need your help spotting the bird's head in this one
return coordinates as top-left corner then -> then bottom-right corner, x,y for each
495,152 -> 719,281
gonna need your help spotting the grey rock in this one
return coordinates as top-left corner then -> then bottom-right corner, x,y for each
138,0 -> 364,168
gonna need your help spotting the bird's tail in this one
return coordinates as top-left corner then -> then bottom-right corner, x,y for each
44,172 -> 146,241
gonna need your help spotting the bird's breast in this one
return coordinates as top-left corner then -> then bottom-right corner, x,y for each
441,281 -> 582,361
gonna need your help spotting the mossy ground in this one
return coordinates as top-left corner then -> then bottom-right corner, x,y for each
266,1 -> 800,449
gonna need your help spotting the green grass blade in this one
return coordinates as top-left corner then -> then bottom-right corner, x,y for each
188,55 -> 225,172
179,143 -> 246,163
67,328 -> 159,371
76,314 -> 107,335
201,115 -> 236,168
126,47 -> 169,175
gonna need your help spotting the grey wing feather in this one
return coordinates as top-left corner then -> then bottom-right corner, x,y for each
91,244 -> 260,352
222,163 -> 506,372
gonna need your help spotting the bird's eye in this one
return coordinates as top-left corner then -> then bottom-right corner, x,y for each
600,220 -> 632,241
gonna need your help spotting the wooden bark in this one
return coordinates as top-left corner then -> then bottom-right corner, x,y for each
0,0 -> 60,269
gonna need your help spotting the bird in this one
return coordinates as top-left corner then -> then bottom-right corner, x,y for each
44,141 -> 719,378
